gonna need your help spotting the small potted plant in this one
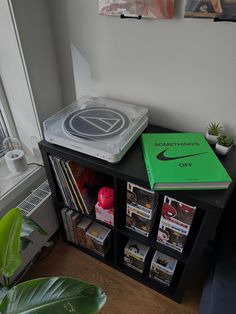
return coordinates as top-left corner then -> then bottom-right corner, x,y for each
205,122 -> 222,144
215,135 -> 234,156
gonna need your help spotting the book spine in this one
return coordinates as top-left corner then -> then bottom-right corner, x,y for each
65,161 -> 85,214
141,137 -> 155,190
71,213 -> 80,245
54,156 -> 72,207
77,226 -> 86,247
66,210 -> 74,243
61,208 -> 71,242
57,158 -> 77,210
61,159 -> 80,212
65,161 -> 87,214
49,156 -> 68,206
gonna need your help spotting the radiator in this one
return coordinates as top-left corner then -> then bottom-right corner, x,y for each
10,180 -> 59,283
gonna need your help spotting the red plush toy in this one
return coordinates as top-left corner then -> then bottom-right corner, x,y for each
98,187 -> 114,209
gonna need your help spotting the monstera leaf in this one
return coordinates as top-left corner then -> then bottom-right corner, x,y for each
0,277 -> 106,314
0,208 -> 22,280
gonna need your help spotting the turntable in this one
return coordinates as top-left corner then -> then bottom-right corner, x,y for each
43,96 -> 148,163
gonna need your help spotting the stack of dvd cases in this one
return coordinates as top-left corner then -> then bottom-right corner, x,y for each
126,182 -> 158,237
157,196 -> 196,252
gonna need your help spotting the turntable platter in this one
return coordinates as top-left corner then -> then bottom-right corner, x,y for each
64,107 -> 130,139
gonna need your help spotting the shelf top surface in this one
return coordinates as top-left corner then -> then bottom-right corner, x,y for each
39,125 -> 236,211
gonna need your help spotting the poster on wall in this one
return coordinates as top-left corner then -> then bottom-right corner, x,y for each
185,0 -> 236,19
99,0 -> 175,19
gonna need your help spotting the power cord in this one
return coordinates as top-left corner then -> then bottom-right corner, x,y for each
27,163 -> 44,167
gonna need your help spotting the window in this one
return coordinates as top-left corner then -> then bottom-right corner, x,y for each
0,109 -> 9,157
0,1 -> 43,155
0,1 -> 45,212
0,77 -> 18,157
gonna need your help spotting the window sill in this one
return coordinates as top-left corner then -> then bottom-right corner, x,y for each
0,152 -> 45,213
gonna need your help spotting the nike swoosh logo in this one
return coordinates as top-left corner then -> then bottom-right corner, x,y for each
157,149 -> 207,161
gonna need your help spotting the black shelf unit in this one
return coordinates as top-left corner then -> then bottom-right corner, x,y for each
39,124 -> 236,302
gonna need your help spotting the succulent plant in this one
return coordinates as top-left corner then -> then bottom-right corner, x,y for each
207,122 -> 222,136
217,135 -> 234,147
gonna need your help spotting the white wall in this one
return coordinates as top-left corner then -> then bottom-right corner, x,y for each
50,0 -> 236,137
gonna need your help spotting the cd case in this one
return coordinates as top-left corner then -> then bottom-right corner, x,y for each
43,96 -> 148,162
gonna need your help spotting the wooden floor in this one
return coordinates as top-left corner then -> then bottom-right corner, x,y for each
23,237 -> 209,314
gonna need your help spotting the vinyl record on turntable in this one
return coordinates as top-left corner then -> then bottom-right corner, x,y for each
64,107 -> 130,139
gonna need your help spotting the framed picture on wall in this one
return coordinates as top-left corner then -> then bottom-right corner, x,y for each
184,0 -> 236,19
99,0 -> 175,19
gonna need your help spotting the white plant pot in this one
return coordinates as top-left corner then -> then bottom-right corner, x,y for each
215,143 -> 232,156
205,132 -> 218,145
4,149 -> 27,173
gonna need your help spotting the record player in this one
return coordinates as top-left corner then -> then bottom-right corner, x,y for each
43,96 -> 148,163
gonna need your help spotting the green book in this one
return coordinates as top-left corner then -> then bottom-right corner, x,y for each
141,133 -> 232,190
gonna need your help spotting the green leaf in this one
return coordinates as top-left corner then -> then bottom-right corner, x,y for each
0,288 -> 9,304
0,277 -> 106,314
19,214 -> 47,251
21,215 -> 47,238
0,208 -> 22,279
20,237 -> 32,251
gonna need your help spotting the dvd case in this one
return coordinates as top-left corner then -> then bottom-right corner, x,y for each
126,204 -> 157,237
126,182 -> 158,236
156,196 -> 196,252
127,182 -> 158,213
124,239 -> 150,273
86,222 -> 111,257
149,250 -> 177,286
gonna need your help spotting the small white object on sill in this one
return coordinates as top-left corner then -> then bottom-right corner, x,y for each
3,137 -> 27,173
0,135 -> 44,208
0,152 -> 45,212
4,149 -> 27,173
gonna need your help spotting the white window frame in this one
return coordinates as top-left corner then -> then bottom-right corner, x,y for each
0,109 -> 9,157
0,76 -> 18,139
0,0 -> 45,212
0,76 -> 19,157
0,0 -> 42,153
